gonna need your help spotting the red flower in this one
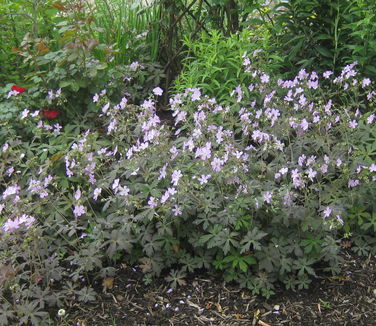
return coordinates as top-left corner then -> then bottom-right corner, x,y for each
42,109 -> 60,119
11,85 -> 26,94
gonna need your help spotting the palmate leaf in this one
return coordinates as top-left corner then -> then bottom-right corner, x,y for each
240,227 -> 268,253
0,303 -> 14,326
77,286 -> 96,303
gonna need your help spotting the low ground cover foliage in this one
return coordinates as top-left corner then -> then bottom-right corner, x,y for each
0,54 -> 375,324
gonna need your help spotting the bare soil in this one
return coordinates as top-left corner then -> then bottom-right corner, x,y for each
57,249 -> 376,326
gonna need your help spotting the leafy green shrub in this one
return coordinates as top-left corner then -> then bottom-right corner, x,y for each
0,0 -> 59,85
94,0 -> 162,65
269,0 -> 376,79
173,29 -> 283,103
0,58 -> 375,323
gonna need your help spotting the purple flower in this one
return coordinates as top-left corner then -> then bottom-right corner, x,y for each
211,157 -> 223,172
74,189 -> 81,201
260,73 -> 270,83
300,119 -> 309,131
73,205 -> 86,217
195,142 -> 212,160
367,114 -> 375,124
349,120 -> 358,129
191,88 -> 201,101
320,164 -> 328,174
323,207 -> 332,218
323,71 -> 333,78
369,164 -> 376,172
2,184 -> 21,199
171,170 -> 182,186
93,188 -> 102,200
263,191 -> 273,204
2,214 -> 35,233
348,179 -> 360,188
148,196 -> 158,208
167,187 -> 177,196
198,174 -> 211,185
172,205 -> 182,216
306,168 -> 317,181
153,87 -> 163,96
158,164 -> 167,180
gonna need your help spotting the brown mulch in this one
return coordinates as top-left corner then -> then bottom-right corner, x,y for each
58,250 -> 376,326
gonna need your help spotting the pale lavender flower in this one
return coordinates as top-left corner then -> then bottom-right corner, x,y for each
2,184 -> 20,199
93,93 -> 99,103
158,164 -> 167,180
298,154 -> 306,167
306,79 -> 318,89
171,170 -> 182,186
211,157 -> 223,172
153,87 -> 163,96
2,214 -> 35,233
5,166 -> 14,177
191,88 -> 201,101
167,187 -> 177,196
118,185 -> 130,197
336,159 -> 342,167
107,119 -> 117,133
73,205 -> 86,217
198,174 -> 211,185
148,196 -> 158,208
2,143 -> 9,152
323,207 -> 332,218
20,109 -> 29,120
306,155 -> 316,166
112,178 -> 120,193
102,103 -> 110,114
306,168 -> 317,181
48,89 -> 54,99
195,142 -> 212,160
263,191 -> 273,204
349,120 -> 358,129
172,205 -> 182,216
53,123 -> 62,136
300,119 -> 309,131
31,110 -> 40,117
362,78 -> 371,87
183,138 -> 195,152
93,188 -> 102,200
160,191 -> 170,204
348,179 -> 360,188
369,164 -> 376,172
170,146 -> 178,160
253,49 -> 263,57
320,164 -> 328,174
367,114 -> 375,124
7,90 -> 19,98
260,73 -> 270,83
74,189 -> 81,201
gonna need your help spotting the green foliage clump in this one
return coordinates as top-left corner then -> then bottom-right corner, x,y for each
173,29 -> 283,103
268,0 -> 376,78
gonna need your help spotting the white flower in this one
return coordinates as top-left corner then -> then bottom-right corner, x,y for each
57,309 -> 66,317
